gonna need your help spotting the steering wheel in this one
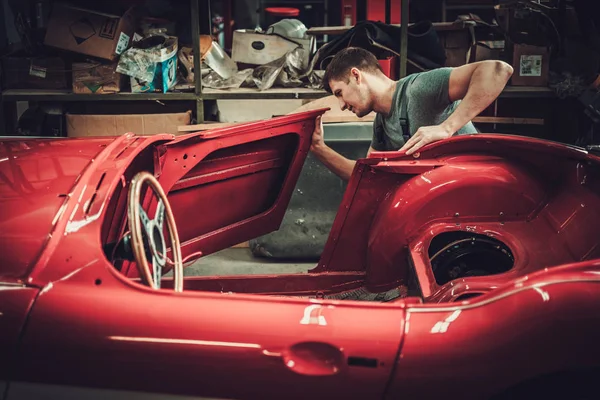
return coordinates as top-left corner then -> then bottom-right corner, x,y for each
127,171 -> 183,292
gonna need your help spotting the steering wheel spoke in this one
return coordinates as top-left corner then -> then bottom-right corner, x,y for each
152,254 -> 162,289
138,204 -> 152,236
155,199 -> 165,231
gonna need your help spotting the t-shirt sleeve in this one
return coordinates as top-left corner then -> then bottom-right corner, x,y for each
370,114 -> 386,151
409,67 -> 453,110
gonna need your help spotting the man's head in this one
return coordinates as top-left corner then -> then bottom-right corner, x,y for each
323,47 -> 384,117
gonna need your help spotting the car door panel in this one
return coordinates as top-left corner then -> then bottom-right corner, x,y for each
0,284 -> 39,390
159,111 -> 324,260
13,265 -> 405,399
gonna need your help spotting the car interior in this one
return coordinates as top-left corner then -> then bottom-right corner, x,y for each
102,137 -> 600,305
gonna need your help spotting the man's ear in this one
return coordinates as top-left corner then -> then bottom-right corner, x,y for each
350,67 -> 361,84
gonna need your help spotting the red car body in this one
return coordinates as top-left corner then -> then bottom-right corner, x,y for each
1,109 -> 600,400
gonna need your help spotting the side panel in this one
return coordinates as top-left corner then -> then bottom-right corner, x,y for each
13,265 -> 404,400
0,285 -> 39,383
386,280 -> 600,399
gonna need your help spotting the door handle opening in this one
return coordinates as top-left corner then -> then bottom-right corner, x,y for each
281,342 -> 344,376
348,356 -> 378,368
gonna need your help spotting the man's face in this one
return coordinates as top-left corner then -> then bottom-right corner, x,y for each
329,69 -> 372,118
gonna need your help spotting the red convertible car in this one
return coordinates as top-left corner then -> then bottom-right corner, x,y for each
1,109 -> 600,400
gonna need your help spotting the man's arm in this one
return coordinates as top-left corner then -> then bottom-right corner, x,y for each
443,60 -> 514,132
400,60 -> 513,155
310,116 -> 375,181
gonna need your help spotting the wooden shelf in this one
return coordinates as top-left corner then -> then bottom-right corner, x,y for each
307,21 -> 468,36
202,87 -> 328,100
1,90 -> 198,102
1,88 -> 329,102
473,116 -> 545,126
499,86 -> 555,98
2,86 -> 553,102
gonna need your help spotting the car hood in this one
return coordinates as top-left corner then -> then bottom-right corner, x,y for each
0,137 -> 115,282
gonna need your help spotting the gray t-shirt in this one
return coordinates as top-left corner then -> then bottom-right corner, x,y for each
371,68 -> 478,151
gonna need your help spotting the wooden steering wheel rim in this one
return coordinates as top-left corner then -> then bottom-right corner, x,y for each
127,171 -> 184,292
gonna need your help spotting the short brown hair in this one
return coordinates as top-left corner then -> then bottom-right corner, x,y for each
322,47 -> 383,93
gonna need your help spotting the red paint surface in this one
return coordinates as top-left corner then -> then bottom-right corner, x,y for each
339,1 -> 403,27
0,286 -> 39,381
368,0 -> 402,24
0,137 -> 113,281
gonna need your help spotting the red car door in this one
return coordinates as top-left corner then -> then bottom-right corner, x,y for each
11,267 -> 405,400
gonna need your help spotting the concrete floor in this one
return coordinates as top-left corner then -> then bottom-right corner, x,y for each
182,248 -> 316,276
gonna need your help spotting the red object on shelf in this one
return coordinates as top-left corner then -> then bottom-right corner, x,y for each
265,7 -> 300,17
368,0 -> 402,24
341,0 -> 356,26
341,0 -> 403,27
378,56 -> 398,80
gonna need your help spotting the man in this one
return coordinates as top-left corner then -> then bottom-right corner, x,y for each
310,47 -> 514,181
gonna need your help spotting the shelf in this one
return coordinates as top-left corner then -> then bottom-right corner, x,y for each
1,86 -> 554,103
307,21 -> 468,36
499,86 -> 555,98
202,88 -> 328,100
201,86 -> 552,100
444,5 -> 495,10
205,86 -> 554,99
1,88 -> 329,101
1,90 -> 198,102
473,116 -> 545,125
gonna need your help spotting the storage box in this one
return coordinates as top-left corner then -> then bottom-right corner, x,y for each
66,111 -> 192,137
72,62 -> 122,94
217,99 -> 304,123
511,44 -> 550,87
439,29 -> 470,67
470,40 -> 505,63
128,36 -> 178,93
44,3 -> 135,61
1,56 -> 68,90
232,30 -> 314,68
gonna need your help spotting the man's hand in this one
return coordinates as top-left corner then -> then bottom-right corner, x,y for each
399,124 -> 453,155
308,115 -> 357,181
310,115 -> 325,152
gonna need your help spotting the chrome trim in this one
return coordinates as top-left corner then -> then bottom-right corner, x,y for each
0,282 -> 26,287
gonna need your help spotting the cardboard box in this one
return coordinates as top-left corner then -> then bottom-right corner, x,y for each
439,29 -> 470,67
470,40 -> 505,63
216,99 -> 303,123
66,111 -> 192,137
511,44 -> 550,87
232,30 -> 313,68
72,62 -> 122,94
1,56 -> 68,90
128,36 -> 178,93
44,3 -> 135,61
